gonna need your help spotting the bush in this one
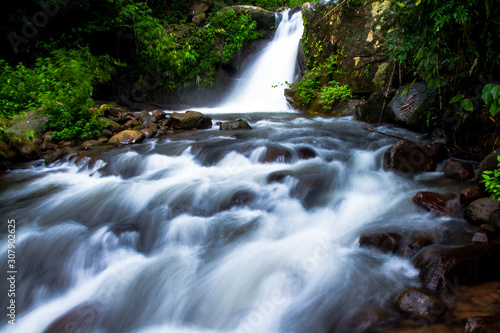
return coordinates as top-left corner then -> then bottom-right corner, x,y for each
0,47 -> 114,140
319,81 -> 352,110
483,156 -> 500,200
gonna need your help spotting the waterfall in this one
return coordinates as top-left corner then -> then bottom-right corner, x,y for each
215,9 -> 304,113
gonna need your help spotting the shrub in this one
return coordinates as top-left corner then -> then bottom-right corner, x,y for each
482,156 -> 500,200
319,81 -> 352,110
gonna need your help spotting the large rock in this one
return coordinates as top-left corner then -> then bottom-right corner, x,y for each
414,243 -> 500,292
395,288 -> 441,321
465,317 -> 500,333
444,159 -> 473,180
301,0 -> 391,94
7,109 -> 47,136
0,140 -> 19,161
137,111 -> 156,127
43,302 -> 100,333
103,118 -> 122,133
387,82 -> 436,129
10,137 -> 40,161
169,111 -> 212,130
475,149 -> 500,188
383,140 -> 445,173
412,191 -> 457,215
219,119 -> 252,130
359,232 -> 401,253
463,198 -> 500,226
108,130 -> 145,145
218,6 -> 276,30
355,90 -> 396,123
258,145 -> 292,163
460,186 -> 484,206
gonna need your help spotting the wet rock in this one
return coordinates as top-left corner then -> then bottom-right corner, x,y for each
259,145 -> 292,163
42,131 -> 57,144
138,110 -> 156,127
10,137 -> 40,161
40,142 -> 59,151
43,302 -> 100,333
296,146 -> 316,159
0,140 -> 19,161
387,82 -> 437,130
383,140 -> 445,173
230,190 -> 256,206
44,149 -> 71,165
463,198 -> 500,226
266,170 -> 295,183
471,230 -> 489,243
109,223 -> 139,237
291,174 -> 333,208
414,243 -> 500,292
447,281 -> 500,322
219,119 -> 252,130
81,140 -> 104,149
359,232 -> 401,253
444,159 -> 473,180
108,130 -> 145,145
140,125 -> 157,140
465,316 -> 500,333
103,118 -> 122,133
335,308 -> 395,333
396,234 -> 435,259
123,119 -> 140,130
460,186 -> 484,206
169,111 -> 212,130
412,191 -> 457,215
395,288 -> 441,321
59,140 -> 80,147
152,109 -> 166,121
355,90 -> 397,123
475,149 -> 500,184
101,129 -> 113,138
489,210 -> 500,230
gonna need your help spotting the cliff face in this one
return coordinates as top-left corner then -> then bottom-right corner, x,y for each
301,0 -> 391,94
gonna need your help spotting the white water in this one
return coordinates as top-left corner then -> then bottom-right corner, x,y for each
213,10 -> 304,113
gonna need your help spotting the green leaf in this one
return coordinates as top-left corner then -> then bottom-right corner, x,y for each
489,102 -> 500,117
449,94 -> 464,103
460,99 -> 474,112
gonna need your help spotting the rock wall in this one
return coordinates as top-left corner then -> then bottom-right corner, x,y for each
301,0 -> 391,94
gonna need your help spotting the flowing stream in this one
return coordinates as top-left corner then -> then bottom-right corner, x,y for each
0,8 -> 466,333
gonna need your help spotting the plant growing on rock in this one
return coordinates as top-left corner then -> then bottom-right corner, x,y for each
319,81 -> 352,110
483,156 -> 500,200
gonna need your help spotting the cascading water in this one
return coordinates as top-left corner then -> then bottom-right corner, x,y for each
215,9 -> 304,113
0,7 -> 466,333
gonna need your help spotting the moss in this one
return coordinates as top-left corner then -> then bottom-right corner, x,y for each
372,61 -> 390,90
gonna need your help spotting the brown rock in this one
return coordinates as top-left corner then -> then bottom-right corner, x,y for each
108,130 -> 145,145
169,111 -> 212,130
138,110 -> 156,127
81,140 -> 104,149
44,149 -> 71,165
465,317 -> 500,333
383,140 -> 444,173
43,302 -> 100,333
414,243 -> 500,292
444,159 -> 473,180
460,186 -> 484,206
396,234 -> 435,258
10,137 -> 40,161
103,118 -> 122,133
471,231 -> 488,243
0,140 -> 19,161
296,146 -> 316,159
122,119 -> 140,130
259,145 -> 292,163
40,142 -> 59,151
463,198 -> 500,226
219,119 -> 252,130
359,232 -> 401,253
395,288 -> 441,321
412,191 -> 457,215
101,129 -> 113,138
42,131 -> 56,143
230,190 -> 256,207
152,109 -> 166,121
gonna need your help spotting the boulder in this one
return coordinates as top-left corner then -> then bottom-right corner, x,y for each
465,317 -> 500,333
359,232 -> 401,253
444,159 -> 473,180
169,111 -> 212,130
355,90 -> 396,123
81,140 -> 104,149
122,119 -> 140,130
489,210 -> 500,230
301,0 -> 392,94
0,140 -> 19,161
109,223 -> 140,237
259,145 -> 292,163
192,13 -> 207,26
475,149 -> 500,183
463,198 -> 500,226
414,243 -> 500,292
296,146 -> 316,159
44,148 -> 71,165
42,131 -> 57,144
266,170 -> 295,183
396,234 -> 434,259
230,190 -> 256,207
218,6 -> 276,30
137,111 -> 156,127
103,118 -> 122,133
387,82 -> 436,129
412,191 -> 457,215
108,130 -> 145,145
10,137 -> 40,161
43,302 -> 100,333
460,186 -> 484,206
140,125 -> 158,140
383,140 -> 445,173
395,288 -> 441,321
7,109 -> 47,136
152,109 -> 166,121
219,119 -> 252,130
471,230 -> 489,243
